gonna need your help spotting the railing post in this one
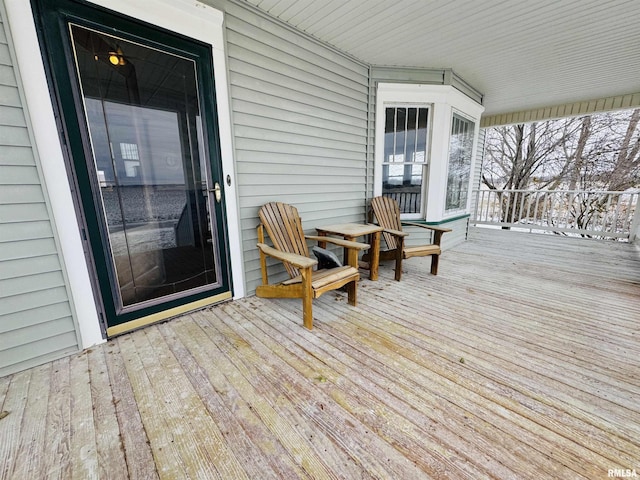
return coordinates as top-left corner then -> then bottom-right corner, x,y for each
630,193 -> 640,243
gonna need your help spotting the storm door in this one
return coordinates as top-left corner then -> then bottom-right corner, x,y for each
35,0 -> 231,335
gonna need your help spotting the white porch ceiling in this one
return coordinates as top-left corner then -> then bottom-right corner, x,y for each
242,0 -> 640,117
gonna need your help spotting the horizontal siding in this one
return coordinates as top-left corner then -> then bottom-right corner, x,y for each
225,2 -> 370,294
0,270 -> 66,299
0,7 -> 79,377
0,105 -> 26,126
0,302 -> 72,334
0,237 -> 59,261
0,331 -> 78,377
0,220 -> 53,242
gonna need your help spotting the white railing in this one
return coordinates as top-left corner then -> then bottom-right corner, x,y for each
472,189 -> 640,240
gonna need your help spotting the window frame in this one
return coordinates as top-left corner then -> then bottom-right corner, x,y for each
380,103 -> 432,219
445,110 -> 477,214
374,83 -> 484,222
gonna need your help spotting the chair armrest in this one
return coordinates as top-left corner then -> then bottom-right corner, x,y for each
305,235 -> 370,251
401,222 -> 452,233
257,243 -> 317,269
382,228 -> 409,238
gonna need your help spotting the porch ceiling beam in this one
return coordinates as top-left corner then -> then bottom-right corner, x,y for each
481,91 -> 640,127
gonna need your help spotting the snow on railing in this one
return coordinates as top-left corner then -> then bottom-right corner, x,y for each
472,189 -> 640,240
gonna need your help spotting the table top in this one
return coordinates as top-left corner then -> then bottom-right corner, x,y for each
315,223 -> 383,237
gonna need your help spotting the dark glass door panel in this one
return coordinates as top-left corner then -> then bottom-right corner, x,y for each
70,25 -> 220,310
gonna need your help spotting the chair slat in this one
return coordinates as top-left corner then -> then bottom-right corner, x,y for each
259,202 -> 310,278
369,195 -> 450,279
255,201 -> 361,328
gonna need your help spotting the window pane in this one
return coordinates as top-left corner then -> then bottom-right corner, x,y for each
382,106 -> 429,214
445,114 -> 475,211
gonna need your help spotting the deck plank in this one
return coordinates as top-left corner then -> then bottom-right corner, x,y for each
88,347 -> 129,480
228,298 -> 537,478
0,369 -> 31,480
207,304 -> 439,479
11,364 -> 50,479
116,333 -> 189,479
42,357 -> 71,480
0,228 -> 638,479
103,340 -> 158,480
188,310 -> 364,480
68,350 -> 98,480
158,320 -> 307,480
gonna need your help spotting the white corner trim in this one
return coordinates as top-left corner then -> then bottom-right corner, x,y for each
4,0 -> 104,348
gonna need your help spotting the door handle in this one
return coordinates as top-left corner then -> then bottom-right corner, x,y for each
211,182 -> 222,203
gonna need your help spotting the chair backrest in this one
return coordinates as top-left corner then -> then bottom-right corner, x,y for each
259,202 -> 309,278
371,196 -> 403,251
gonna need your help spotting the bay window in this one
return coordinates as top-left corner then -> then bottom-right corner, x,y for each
375,83 -> 484,222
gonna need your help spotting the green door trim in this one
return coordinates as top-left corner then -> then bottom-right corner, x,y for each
32,0 -> 232,333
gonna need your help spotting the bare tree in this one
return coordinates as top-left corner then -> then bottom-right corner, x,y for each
481,108 -> 640,232
483,119 -> 582,223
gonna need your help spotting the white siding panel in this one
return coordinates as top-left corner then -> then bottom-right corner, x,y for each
1,317 -> 75,350
0,302 -> 72,334
0,6 -> 79,376
0,286 -> 70,318
0,83 -> 20,107
0,43 -> 10,65
0,145 -> 36,165
232,98 -> 365,136
0,237 -> 58,261
233,111 -> 365,146
0,270 -> 65,298
0,254 -> 63,281
0,104 -> 25,126
233,124 -> 364,154
0,63 -> 16,85
0,220 -> 52,242
231,85 -> 365,129
225,4 -> 369,294
0,202 -> 50,222
234,137 -> 364,161
0,123 -> 29,145
0,165 -> 42,185
0,184 -> 45,203
0,331 -> 78,377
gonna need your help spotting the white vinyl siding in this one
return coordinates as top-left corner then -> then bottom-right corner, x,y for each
0,4 -> 79,377
224,2 -> 370,293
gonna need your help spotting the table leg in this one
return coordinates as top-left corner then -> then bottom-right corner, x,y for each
370,231 -> 380,281
344,235 -> 357,267
317,231 -> 327,249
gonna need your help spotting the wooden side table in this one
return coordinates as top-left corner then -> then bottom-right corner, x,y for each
315,223 -> 383,280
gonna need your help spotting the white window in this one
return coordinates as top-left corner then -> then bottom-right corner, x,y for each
445,113 -> 475,212
382,106 -> 429,215
375,84 -> 484,222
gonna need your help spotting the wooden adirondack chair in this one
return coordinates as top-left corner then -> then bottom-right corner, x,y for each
256,202 -> 369,329
369,196 -> 451,281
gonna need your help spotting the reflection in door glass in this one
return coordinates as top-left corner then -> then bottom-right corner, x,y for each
70,25 -> 218,308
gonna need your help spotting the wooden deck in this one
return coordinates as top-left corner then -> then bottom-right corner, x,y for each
1,227 -> 639,479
